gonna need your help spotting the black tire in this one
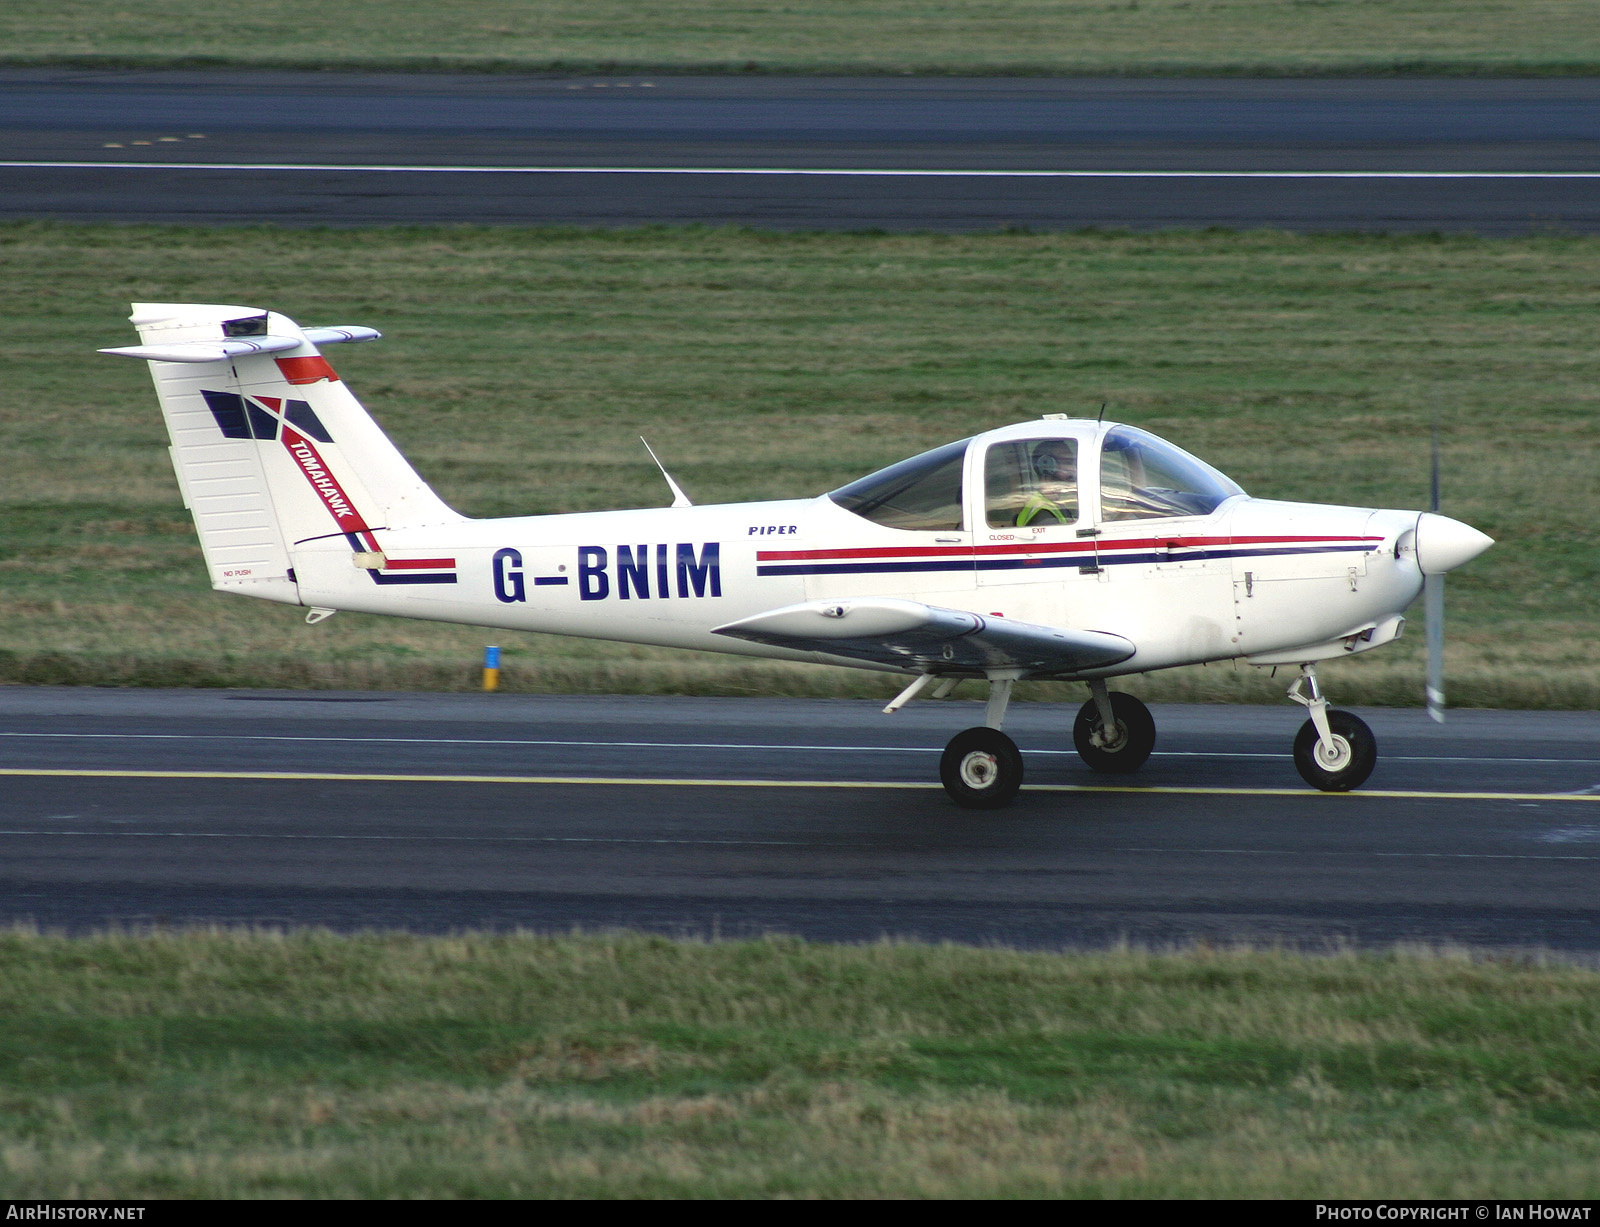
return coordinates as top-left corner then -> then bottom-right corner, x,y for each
1073,692 -> 1156,774
1292,710 -> 1377,792
940,726 -> 1024,809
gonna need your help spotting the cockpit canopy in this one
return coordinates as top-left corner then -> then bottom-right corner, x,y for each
828,423 -> 1242,531
828,438 -> 969,531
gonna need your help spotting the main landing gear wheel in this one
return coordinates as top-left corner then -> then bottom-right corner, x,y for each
1073,691 -> 1156,774
1292,710 -> 1377,792
940,726 -> 1024,810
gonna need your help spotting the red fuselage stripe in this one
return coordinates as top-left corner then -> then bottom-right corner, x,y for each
383,557 -> 457,570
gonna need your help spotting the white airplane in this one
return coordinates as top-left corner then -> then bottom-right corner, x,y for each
103,303 -> 1494,808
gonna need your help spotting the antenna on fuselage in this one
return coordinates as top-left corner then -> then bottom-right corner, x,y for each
1097,402 -> 1107,423
640,436 -> 693,508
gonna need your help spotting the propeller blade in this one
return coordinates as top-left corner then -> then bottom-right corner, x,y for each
1430,408 -> 1441,514
1425,407 -> 1444,722
1425,574 -> 1445,723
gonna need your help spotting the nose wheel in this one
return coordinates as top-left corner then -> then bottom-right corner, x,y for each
1292,710 -> 1376,791
1287,665 -> 1377,791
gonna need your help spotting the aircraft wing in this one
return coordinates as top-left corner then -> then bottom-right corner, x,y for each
711,597 -> 1135,677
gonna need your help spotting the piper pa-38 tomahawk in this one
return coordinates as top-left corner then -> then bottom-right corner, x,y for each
104,303 -> 1494,808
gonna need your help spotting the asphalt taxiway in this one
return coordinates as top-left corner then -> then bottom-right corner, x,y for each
3,72 -> 1599,230
2,687 -> 1597,950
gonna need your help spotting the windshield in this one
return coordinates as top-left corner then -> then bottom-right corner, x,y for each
829,439 -> 969,531
1099,426 -> 1243,521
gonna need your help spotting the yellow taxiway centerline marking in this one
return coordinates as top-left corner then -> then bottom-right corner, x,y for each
1,768 -> 1595,802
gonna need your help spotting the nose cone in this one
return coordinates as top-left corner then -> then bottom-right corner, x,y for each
1415,512 -> 1494,575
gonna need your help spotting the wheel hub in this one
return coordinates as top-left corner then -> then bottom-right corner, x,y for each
959,750 -> 999,789
1094,720 -> 1129,752
1314,734 -> 1353,772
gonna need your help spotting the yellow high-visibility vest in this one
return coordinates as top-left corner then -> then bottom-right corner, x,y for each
1016,491 -> 1069,527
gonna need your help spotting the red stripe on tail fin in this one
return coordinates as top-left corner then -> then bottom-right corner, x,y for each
276,356 -> 340,385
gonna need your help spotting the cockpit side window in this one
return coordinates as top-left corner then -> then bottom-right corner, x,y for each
829,439 -> 969,531
985,438 -> 1079,528
1098,426 -> 1244,521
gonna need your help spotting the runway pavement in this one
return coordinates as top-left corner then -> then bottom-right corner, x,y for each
3,71 -> 1599,230
3,687 -> 1598,950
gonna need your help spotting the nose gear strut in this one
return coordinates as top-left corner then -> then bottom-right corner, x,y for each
1287,664 -> 1377,791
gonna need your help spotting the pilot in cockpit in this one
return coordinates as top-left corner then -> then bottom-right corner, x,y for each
1014,440 -> 1078,526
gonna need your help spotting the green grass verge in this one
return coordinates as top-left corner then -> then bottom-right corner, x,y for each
1,931 -> 1599,1197
2,221 -> 1596,706
5,1 -> 1600,77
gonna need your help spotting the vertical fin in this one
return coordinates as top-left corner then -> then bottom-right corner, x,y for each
107,303 -> 464,606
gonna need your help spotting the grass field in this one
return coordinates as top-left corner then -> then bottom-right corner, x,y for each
1,931 -> 1598,1198
4,1 -> 1600,77
2,221 -> 1595,707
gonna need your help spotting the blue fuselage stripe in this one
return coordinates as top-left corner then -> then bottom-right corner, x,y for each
756,543 -> 1373,578
368,572 -> 458,585
757,559 -> 975,577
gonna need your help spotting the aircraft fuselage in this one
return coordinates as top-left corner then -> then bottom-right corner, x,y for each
289,492 -> 1428,678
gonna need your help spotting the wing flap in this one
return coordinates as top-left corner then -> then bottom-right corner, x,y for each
712,598 -> 1134,677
